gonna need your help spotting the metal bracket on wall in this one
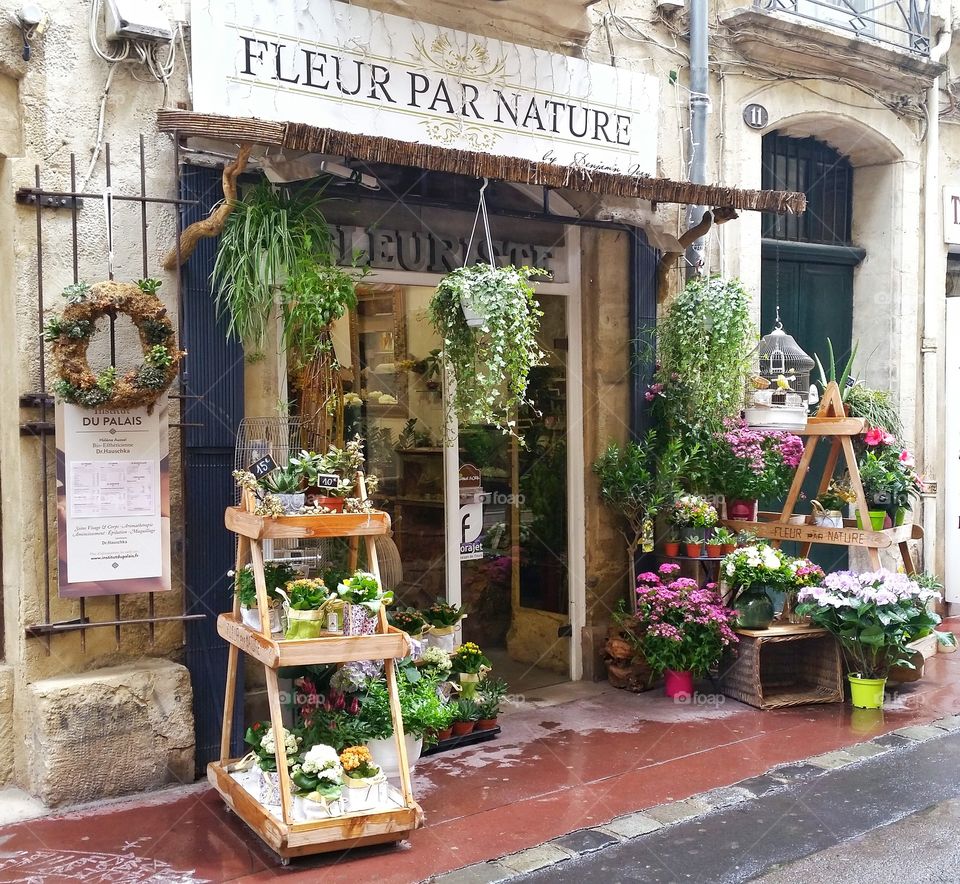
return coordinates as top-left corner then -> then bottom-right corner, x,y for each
20,391 -> 55,437
16,187 -> 83,210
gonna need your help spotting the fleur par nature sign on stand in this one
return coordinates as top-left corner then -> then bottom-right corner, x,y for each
190,0 -> 658,175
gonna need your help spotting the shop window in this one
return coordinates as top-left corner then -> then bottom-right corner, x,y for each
761,134 -> 853,245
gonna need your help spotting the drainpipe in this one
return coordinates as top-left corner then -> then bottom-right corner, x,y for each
922,28 -> 951,574
685,0 -> 710,279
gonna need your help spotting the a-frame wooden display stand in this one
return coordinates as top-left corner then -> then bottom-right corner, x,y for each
209,485 -> 423,862
721,381 -> 920,573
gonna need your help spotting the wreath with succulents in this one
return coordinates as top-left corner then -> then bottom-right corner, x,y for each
44,278 -> 184,412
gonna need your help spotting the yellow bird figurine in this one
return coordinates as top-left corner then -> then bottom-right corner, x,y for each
775,374 -> 793,391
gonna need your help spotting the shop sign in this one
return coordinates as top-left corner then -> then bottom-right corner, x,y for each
459,464 -> 484,560
191,0 -> 658,175
333,225 -> 560,277
56,401 -> 171,598
944,186 -> 960,246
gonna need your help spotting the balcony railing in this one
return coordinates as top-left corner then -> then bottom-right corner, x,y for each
756,0 -> 931,55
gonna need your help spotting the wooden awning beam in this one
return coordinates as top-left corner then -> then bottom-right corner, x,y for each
157,109 -> 806,215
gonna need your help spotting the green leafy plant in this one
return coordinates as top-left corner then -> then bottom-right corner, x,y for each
422,601 -> 464,628
593,431 -> 692,588
337,570 -> 393,614
359,670 -> 454,745
452,697 -> 481,723
429,263 -> 549,437
647,276 -> 755,451
711,527 -> 736,545
261,465 -> 303,494
813,338 -> 858,400
137,278 -> 162,294
234,561 -> 298,608
476,678 -> 508,720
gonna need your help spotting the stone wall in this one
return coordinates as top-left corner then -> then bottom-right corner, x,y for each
0,0 -> 194,800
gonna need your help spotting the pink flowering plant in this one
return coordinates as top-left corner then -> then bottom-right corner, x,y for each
626,564 -> 739,676
796,570 -> 940,678
858,429 -> 922,511
786,558 -> 825,589
708,421 -> 805,501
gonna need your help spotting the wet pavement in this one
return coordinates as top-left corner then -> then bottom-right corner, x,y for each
0,622 -> 956,884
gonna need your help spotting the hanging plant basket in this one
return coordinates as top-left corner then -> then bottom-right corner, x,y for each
429,263 -> 549,437
45,279 -> 183,412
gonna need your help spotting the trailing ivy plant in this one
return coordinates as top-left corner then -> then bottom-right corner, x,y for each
429,263 -> 549,437
647,276 -> 755,459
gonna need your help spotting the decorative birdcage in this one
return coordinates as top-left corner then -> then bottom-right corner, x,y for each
744,319 -> 814,431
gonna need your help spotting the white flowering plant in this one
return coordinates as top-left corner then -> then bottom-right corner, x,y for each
722,544 -> 791,589
291,743 -> 343,799
796,570 -> 941,678
418,646 -> 453,675
244,722 -> 300,772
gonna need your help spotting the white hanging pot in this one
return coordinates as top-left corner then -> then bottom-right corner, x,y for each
460,293 -> 484,328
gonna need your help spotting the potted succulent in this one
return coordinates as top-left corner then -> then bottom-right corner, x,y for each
475,678 -> 507,730
797,570 -> 940,708
450,641 -> 491,699
244,721 -> 300,806
277,577 -> 330,640
422,601 -> 466,652
288,449 -> 342,512
671,495 -> 717,558
337,570 -> 393,635
261,464 -> 306,513
451,698 -> 480,736
233,560 -> 299,633
662,528 -> 682,558
630,564 -> 738,698
721,544 -> 791,629
428,263 -> 549,438
339,745 -> 387,812
292,743 -> 344,819
711,527 -> 736,556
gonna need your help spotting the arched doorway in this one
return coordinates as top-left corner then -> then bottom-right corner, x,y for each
761,133 -> 862,571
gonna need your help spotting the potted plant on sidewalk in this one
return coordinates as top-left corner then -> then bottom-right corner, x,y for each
451,698 -> 481,736
429,263 -> 549,438
628,564 -> 738,698
475,678 -> 507,730
796,570 -> 940,708
450,641 -> 491,699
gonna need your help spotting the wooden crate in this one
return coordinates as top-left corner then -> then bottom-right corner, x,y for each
721,626 -> 843,710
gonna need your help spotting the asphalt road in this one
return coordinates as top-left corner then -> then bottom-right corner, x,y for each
516,729 -> 960,883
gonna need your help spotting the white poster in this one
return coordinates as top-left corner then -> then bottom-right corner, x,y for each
56,402 -> 171,597
190,0 -> 659,176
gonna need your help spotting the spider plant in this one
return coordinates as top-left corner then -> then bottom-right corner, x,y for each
212,180 -> 334,356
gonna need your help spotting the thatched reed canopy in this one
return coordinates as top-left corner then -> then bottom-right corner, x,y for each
157,109 -> 805,214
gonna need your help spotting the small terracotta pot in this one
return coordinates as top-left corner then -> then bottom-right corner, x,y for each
437,726 -> 454,741
475,718 -> 498,731
722,543 -> 736,555
684,542 -> 702,558
705,544 -> 723,558
451,721 -> 475,737
663,541 -> 681,557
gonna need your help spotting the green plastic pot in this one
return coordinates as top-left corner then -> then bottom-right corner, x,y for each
855,510 -> 886,531
848,674 -> 886,709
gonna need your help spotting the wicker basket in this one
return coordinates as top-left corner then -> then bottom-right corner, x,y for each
721,626 -> 843,710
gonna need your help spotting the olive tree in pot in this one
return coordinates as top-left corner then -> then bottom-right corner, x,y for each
429,263 -> 549,438
592,431 -> 693,608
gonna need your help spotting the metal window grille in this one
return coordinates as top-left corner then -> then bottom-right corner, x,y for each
761,134 -> 854,246
17,135 -> 205,651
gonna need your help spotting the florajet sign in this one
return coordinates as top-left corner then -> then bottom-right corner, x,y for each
190,0 -> 658,175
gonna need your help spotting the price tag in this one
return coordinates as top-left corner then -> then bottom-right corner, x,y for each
248,454 -> 278,480
315,473 -> 339,490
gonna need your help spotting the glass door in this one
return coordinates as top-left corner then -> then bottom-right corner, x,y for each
458,293 -> 571,689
